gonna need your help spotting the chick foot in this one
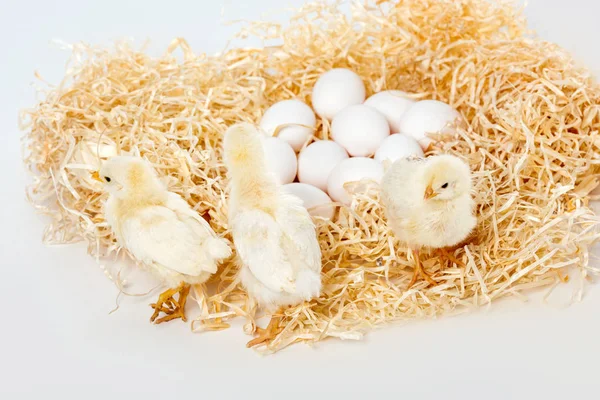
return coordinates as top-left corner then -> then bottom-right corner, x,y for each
247,312 -> 283,348
437,248 -> 465,269
407,250 -> 437,289
150,283 -> 191,324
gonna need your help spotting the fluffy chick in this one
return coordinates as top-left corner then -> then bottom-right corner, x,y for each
223,123 -> 322,347
93,156 -> 231,323
381,154 -> 476,288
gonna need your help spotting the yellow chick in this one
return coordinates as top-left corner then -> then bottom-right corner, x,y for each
93,156 -> 231,323
223,123 -> 322,347
381,155 -> 476,288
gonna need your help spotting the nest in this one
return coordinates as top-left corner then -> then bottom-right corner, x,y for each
20,0 -> 600,353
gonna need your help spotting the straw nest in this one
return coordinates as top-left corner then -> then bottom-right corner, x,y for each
21,0 -> 600,353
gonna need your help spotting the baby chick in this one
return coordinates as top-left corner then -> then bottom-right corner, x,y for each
92,156 -> 231,323
381,155 -> 476,288
223,123 -> 322,347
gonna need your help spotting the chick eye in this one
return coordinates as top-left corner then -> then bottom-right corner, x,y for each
104,176 -> 111,183
441,182 -> 449,189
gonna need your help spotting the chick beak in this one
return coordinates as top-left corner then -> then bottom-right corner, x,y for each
91,171 -> 102,182
424,184 -> 436,200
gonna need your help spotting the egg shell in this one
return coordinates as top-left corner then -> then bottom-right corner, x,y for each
398,100 -> 460,149
327,157 -> 384,205
259,99 -> 316,152
331,105 -> 390,157
374,133 -> 424,164
75,141 -> 119,165
364,90 -> 416,133
262,136 -> 298,184
72,141 -> 118,187
283,183 -> 335,219
311,68 -> 366,120
297,140 -> 349,192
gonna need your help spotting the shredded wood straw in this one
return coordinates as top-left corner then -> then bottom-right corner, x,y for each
20,0 -> 600,353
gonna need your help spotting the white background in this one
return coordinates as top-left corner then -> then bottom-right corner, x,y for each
1,1 -> 599,399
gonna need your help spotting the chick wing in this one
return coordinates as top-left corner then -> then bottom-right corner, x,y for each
230,209 -> 297,293
275,199 -> 322,275
121,206 -> 219,276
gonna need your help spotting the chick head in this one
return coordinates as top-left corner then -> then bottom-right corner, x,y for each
223,122 -> 264,170
93,156 -> 161,198
422,155 -> 472,201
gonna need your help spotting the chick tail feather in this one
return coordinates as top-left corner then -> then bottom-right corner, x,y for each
295,269 -> 321,300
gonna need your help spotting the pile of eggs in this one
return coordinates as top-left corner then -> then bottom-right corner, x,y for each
258,68 -> 460,219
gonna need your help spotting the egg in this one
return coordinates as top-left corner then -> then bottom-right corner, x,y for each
262,136 -> 298,184
327,157 -> 384,205
374,133 -> 424,164
364,90 -> 416,133
398,100 -> 460,149
284,183 -> 335,219
331,105 -> 390,157
259,99 -> 316,152
311,68 -> 366,120
297,140 -> 349,192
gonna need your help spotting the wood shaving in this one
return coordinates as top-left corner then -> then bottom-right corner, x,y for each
20,0 -> 600,353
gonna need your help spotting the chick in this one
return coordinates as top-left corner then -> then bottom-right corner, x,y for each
381,154 -> 476,288
223,123 -> 322,347
92,156 -> 231,323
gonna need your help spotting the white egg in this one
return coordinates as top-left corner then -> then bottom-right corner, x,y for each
398,100 -> 460,149
331,105 -> 390,157
364,90 -> 416,133
284,183 -> 335,219
297,140 -> 349,192
311,68 -> 366,120
259,99 -> 316,152
374,133 -> 424,163
262,136 -> 298,184
327,157 -> 384,205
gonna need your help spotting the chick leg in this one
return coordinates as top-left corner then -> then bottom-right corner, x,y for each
407,249 -> 437,289
149,283 -> 191,324
246,311 -> 284,348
